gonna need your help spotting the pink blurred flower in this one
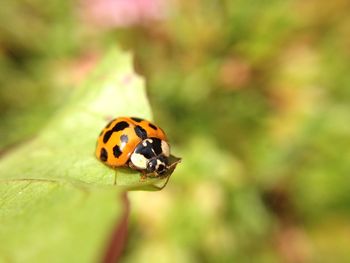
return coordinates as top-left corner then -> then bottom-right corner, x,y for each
80,0 -> 169,28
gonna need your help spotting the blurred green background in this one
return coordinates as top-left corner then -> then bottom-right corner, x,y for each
1,0 -> 350,262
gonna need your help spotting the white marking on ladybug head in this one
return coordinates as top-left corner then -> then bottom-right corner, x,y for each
155,158 -> 166,174
130,153 -> 148,169
156,159 -> 163,169
161,140 -> 170,157
142,138 -> 153,147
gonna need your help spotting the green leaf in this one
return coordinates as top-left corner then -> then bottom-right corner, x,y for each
0,48 -> 175,262
0,48 -> 151,185
0,181 -> 120,263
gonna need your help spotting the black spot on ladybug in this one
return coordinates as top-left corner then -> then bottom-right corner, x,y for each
131,117 -> 143,122
103,130 -> 114,143
134,125 -> 147,139
100,148 -> 108,162
120,134 -> 128,143
113,145 -> 122,158
148,123 -> 158,130
112,121 -> 129,132
103,121 -> 129,143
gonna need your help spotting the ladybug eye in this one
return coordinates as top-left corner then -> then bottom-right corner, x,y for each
154,156 -> 168,175
146,159 -> 157,173
157,164 -> 166,175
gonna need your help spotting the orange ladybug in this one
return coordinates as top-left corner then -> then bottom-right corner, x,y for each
96,117 -> 172,177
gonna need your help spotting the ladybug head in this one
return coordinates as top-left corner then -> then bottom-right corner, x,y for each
146,155 -> 169,176
130,138 -> 171,176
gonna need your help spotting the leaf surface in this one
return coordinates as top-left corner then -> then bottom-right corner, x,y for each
0,48 -> 157,262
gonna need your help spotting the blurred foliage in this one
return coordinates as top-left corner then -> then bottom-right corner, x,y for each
1,0 -> 350,262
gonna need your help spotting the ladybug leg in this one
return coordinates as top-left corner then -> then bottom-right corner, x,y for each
140,170 -> 148,181
114,171 -> 117,185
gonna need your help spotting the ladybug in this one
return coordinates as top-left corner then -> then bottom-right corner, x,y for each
96,117 -> 172,177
